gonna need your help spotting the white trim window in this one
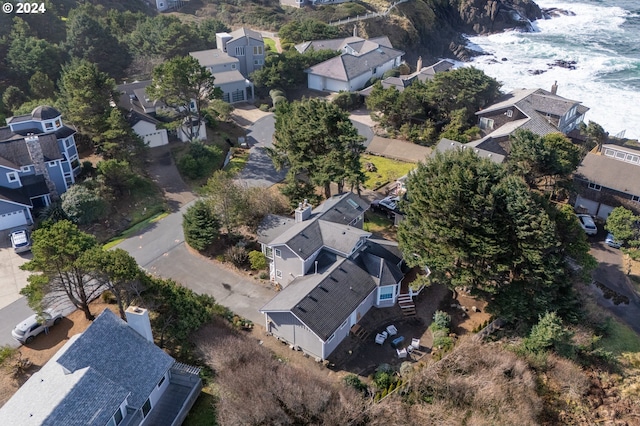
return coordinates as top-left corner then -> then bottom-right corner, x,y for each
47,161 -> 57,167
479,117 -> 494,130
253,46 -> 263,55
276,270 -> 282,278
506,109 -> 513,117
588,182 -> 602,191
235,46 -> 245,56
20,166 -> 30,173
632,195 -> 640,203
326,333 -> 335,343
275,248 -> 282,258
254,59 -> 264,66
6,171 -> 18,182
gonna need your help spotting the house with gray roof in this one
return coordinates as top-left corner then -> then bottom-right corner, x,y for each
359,58 -> 455,97
574,145 -> 640,219
258,193 -> 412,360
214,28 -> 265,78
295,36 -> 404,93
472,85 -> 589,157
0,106 -> 80,231
0,307 -> 201,426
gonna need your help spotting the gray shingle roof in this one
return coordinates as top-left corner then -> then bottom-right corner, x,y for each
228,27 -> 263,43
312,192 -> 369,225
576,153 -> 640,196
31,105 -> 61,120
57,309 -> 175,409
0,133 -> 61,168
189,49 -> 238,68
257,214 -> 296,245
262,256 -> 378,341
435,138 -> 506,163
306,45 -> 404,82
213,70 -> 248,85
316,220 -> 370,256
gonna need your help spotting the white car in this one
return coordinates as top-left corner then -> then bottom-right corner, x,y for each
577,214 -> 597,235
11,309 -> 63,344
10,229 -> 31,253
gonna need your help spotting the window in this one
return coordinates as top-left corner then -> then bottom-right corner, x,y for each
114,408 -> 123,425
254,59 -> 264,66
64,138 -> 73,149
632,196 -> 640,203
158,375 -> 165,387
142,399 -> 152,417
235,46 -> 245,56
6,172 -> 18,182
326,333 -> 335,343
276,270 -> 282,278
55,119 -> 61,128
379,287 -> 394,301
506,109 -> 513,117
341,319 -> 348,329
275,249 -> 281,258
479,117 -> 494,130
253,46 -> 263,55
379,292 -> 394,300
231,63 -> 237,69
47,161 -> 57,167
45,122 -> 53,130
616,151 -> 626,160
265,247 -> 273,258
604,148 -> 615,157
21,166 -> 30,173
629,155 -> 640,164
588,182 -> 602,191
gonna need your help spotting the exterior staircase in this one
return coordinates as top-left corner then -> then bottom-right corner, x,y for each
397,293 -> 416,317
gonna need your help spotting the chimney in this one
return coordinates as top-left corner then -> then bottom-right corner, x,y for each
416,56 -> 423,71
353,25 -> 358,38
294,199 -> 312,223
24,134 -> 58,198
125,306 -> 154,343
551,81 -> 558,95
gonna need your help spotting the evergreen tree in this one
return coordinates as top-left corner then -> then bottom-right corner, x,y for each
2,86 -> 26,113
606,207 -> 640,246
29,71 -> 55,99
183,200 -> 221,251
271,98 -> 365,198
6,36 -> 62,81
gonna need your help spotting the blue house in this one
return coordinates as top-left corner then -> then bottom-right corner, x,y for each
0,106 -> 80,231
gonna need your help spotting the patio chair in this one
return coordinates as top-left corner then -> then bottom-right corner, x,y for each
411,338 -> 421,350
386,324 -> 398,336
396,347 -> 408,359
375,333 -> 386,345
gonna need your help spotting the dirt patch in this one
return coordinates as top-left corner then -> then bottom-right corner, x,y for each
0,302 -> 119,408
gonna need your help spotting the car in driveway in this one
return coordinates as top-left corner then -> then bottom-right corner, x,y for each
577,214 -> 597,235
10,229 -> 31,253
605,233 -> 622,249
371,196 -> 402,218
11,309 -> 63,344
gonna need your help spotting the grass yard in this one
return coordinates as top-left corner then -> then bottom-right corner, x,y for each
363,211 -> 396,239
103,210 -> 169,249
222,148 -> 250,175
263,37 -> 276,52
599,317 -> 640,356
183,389 -> 217,426
361,154 -> 415,190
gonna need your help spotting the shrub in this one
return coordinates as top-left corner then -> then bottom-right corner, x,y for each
259,103 -> 269,111
374,371 -> 393,390
344,374 -> 368,393
523,312 -> 575,359
431,310 -> 451,331
177,142 -> 223,180
259,271 -> 269,280
248,250 -> 268,270
61,184 -> 108,224
101,290 -> 116,304
332,91 -> 359,111
382,69 -> 400,79
226,245 -> 248,266
433,334 -> 454,352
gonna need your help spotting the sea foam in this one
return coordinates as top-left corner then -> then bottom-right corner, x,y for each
464,0 -> 640,140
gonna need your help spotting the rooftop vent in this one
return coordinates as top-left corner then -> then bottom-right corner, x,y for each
319,286 -> 329,292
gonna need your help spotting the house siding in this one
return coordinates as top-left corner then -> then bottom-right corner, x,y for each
226,37 -> 264,78
574,178 -> 640,218
272,245 -> 303,287
0,166 -> 21,189
478,107 -> 528,133
133,121 -> 169,148
0,201 -> 28,215
218,80 -> 252,104
47,161 -> 67,193
322,314 -> 353,359
266,312 -> 323,359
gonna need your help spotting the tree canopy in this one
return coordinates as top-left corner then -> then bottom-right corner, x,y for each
398,149 -> 582,323
271,98 -> 366,198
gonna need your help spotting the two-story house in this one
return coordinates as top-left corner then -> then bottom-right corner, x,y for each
574,144 -> 640,219
0,106 -> 80,231
471,85 -> 589,157
0,307 -> 201,426
215,28 -> 265,78
295,36 -> 404,93
189,49 -> 254,104
258,193 -> 411,360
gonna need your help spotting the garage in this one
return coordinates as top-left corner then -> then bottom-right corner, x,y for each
0,209 -> 28,231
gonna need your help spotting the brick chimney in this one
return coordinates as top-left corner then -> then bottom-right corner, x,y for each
125,306 -> 154,343
24,134 -> 58,198
416,56 -> 423,71
295,199 -> 312,223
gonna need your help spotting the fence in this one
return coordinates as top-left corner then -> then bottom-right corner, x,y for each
328,0 -> 410,26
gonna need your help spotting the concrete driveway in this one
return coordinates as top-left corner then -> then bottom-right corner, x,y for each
0,235 -> 32,309
590,238 -> 640,334
238,114 -> 375,188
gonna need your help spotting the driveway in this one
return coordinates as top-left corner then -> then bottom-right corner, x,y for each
238,114 -> 374,188
590,239 -> 640,334
0,236 -> 31,310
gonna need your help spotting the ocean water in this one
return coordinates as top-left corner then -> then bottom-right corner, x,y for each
464,0 -> 640,140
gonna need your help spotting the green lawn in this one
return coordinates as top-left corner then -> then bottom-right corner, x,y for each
363,211 -> 396,236
103,211 -> 169,250
183,390 -> 217,426
222,148 -> 250,175
599,317 -> 640,356
362,154 -> 415,190
263,37 -> 276,52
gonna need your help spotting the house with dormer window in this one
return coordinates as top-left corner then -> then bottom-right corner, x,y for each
0,106 -> 80,231
471,85 -> 589,157
258,193 -> 415,360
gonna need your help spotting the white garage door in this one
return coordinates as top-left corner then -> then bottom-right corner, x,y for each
0,210 -> 28,231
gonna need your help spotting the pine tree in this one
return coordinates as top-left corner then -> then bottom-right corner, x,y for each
183,200 -> 221,251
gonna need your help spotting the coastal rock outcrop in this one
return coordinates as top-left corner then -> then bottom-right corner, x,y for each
457,0 -> 543,34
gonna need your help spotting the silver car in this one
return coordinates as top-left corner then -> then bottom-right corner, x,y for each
577,214 -> 597,236
11,310 -> 63,344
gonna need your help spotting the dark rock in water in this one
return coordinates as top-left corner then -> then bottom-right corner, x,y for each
549,59 -> 577,70
542,7 -> 576,19
528,69 -> 547,75
502,57 -> 508,61
457,0 -> 543,35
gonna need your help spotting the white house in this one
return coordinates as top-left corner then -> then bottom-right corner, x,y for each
296,36 -> 404,93
0,307 -> 201,426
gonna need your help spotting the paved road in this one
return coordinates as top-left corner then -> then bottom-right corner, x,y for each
590,239 -> 640,335
238,114 -> 374,188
